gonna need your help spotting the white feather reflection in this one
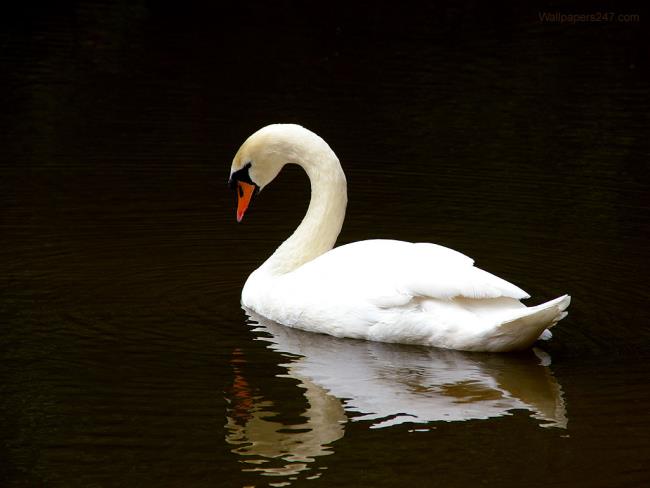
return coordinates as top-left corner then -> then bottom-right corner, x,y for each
225,344 -> 346,479
225,311 -> 567,480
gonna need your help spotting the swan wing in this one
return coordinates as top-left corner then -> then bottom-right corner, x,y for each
290,239 -> 530,308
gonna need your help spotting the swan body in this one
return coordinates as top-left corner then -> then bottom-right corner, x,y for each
229,124 -> 570,352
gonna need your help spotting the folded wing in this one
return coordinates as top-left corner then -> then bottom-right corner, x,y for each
291,239 -> 529,309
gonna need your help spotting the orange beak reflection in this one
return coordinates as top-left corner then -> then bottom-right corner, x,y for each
236,181 -> 256,222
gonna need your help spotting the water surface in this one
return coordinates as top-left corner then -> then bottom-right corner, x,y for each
2,2 -> 649,487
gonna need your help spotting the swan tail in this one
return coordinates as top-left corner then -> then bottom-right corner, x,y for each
489,295 -> 571,352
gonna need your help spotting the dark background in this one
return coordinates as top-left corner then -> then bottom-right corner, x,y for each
2,1 -> 649,487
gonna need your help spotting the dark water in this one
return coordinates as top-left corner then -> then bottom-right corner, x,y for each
2,2 -> 650,487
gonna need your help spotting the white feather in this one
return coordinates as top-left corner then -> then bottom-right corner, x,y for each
232,125 -> 571,352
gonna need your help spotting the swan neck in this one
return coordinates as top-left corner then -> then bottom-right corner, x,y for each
261,144 -> 347,276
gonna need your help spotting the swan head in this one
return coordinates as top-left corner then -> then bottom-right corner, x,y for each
229,124 -> 319,222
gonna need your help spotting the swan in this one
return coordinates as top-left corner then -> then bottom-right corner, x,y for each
228,124 -> 570,352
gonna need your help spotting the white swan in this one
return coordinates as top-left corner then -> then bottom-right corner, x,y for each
228,124 -> 570,352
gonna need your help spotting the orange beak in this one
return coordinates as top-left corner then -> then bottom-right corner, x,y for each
236,181 -> 256,222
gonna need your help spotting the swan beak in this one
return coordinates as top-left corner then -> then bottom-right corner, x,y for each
236,181 -> 256,222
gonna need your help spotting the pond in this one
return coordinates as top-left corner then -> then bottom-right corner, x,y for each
2,2 -> 649,487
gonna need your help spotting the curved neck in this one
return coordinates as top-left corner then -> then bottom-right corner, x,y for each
259,146 -> 347,276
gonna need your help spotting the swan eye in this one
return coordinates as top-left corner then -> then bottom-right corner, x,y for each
229,162 -> 254,190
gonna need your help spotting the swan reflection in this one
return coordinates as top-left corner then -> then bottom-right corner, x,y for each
225,311 -> 567,480
225,346 -> 345,479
